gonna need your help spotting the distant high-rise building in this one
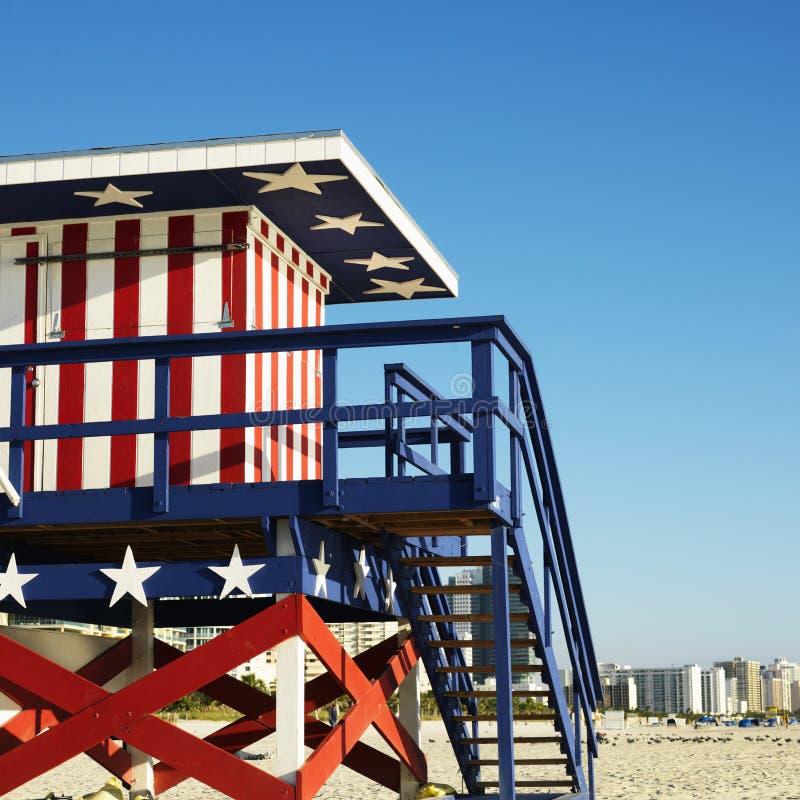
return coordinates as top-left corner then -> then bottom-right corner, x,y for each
597,664 -> 637,710
700,668 -> 726,715
764,658 -> 800,712
447,568 -> 478,668
714,658 -> 762,712
762,676 -> 784,712
725,677 -> 745,715
790,681 -> 800,713
9,614 -> 186,650
601,676 -> 637,710
630,665 -> 702,714
472,565 -> 535,685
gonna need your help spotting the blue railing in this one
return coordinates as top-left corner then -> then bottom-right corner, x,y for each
0,314 -> 603,792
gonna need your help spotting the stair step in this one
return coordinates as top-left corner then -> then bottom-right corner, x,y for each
436,664 -> 543,674
460,736 -> 562,745
410,584 -> 496,595
453,713 -> 556,722
429,639 -> 533,649
476,780 -> 575,789
418,612 -> 529,623
444,689 -> 550,698
465,757 -> 567,766
401,555 -> 513,567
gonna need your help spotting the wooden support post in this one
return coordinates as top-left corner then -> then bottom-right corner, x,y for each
275,519 -> 304,785
398,632 -> 421,800
129,604 -> 155,799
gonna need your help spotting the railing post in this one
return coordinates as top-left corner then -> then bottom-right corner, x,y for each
384,371 -> 394,478
471,340 -> 495,502
322,348 -> 339,507
430,413 -> 439,468
491,525 -> 515,800
6,366 -> 26,519
508,366 -> 522,526
574,674 -> 582,769
544,509 -> 552,648
153,358 -> 170,514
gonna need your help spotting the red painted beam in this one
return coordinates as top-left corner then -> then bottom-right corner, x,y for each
296,599 -> 427,800
0,636 -> 134,782
154,635 -> 403,793
0,599 -> 301,798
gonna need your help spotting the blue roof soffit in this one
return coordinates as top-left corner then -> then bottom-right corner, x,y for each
0,132 -> 458,305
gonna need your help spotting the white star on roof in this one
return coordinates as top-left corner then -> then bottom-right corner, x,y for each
208,544 -> 265,599
383,566 -> 397,613
353,547 -> 371,600
243,163 -> 347,195
311,541 -> 331,599
100,546 -> 160,607
364,278 -> 447,300
344,252 -> 414,272
0,554 -> 38,609
311,213 -> 384,235
74,182 -> 153,208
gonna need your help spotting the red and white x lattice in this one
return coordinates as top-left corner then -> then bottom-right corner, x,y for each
0,594 -> 426,799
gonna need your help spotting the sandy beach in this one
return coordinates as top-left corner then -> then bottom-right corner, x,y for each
6,720 -> 800,799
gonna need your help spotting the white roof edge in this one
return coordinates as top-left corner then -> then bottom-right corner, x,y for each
336,134 -> 459,294
0,130 -> 344,163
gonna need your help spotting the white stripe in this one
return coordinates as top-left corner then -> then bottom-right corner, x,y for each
244,232 -> 256,482
276,260 -> 288,480
191,224 -> 222,484
41,245 -> 62,491
0,239 -> 27,476
136,232 -> 168,487
82,225 -> 114,489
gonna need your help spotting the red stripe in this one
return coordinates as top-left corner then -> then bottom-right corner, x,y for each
300,278 -> 310,480
291,247 -> 299,266
253,239 -> 264,482
110,219 -> 140,488
168,216 -> 194,486
270,253 -> 280,480
12,227 -> 36,237
286,268 -> 295,481
220,211 -> 248,483
23,242 -> 38,492
315,289 -> 323,478
276,234 -> 284,253
56,223 -> 88,491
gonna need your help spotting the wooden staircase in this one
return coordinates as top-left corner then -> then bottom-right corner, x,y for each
389,542 -> 581,797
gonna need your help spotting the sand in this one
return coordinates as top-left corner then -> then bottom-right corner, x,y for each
5,720 -> 800,799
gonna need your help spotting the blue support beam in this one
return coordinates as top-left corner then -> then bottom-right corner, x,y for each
490,526 -> 515,800
471,340 -> 496,503
6,366 -> 26,519
322,348 -> 339,507
153,357 -> 170,514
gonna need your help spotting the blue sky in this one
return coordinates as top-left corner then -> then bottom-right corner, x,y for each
2,1 -> 798,667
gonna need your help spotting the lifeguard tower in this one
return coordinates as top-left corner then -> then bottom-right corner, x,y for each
0,131 -> 602,800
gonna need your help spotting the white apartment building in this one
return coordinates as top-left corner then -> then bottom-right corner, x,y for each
700,667 -> 726,715
630,665 -> 702,714
763,658 -> 800,712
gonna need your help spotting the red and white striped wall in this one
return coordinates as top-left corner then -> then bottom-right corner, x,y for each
0,208 -> 329,492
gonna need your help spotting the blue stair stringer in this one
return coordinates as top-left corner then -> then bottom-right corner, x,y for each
508,526 -> 586,793
385,536 -> 482,796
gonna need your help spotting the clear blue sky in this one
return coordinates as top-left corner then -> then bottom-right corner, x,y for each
2,1 -> 797,667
